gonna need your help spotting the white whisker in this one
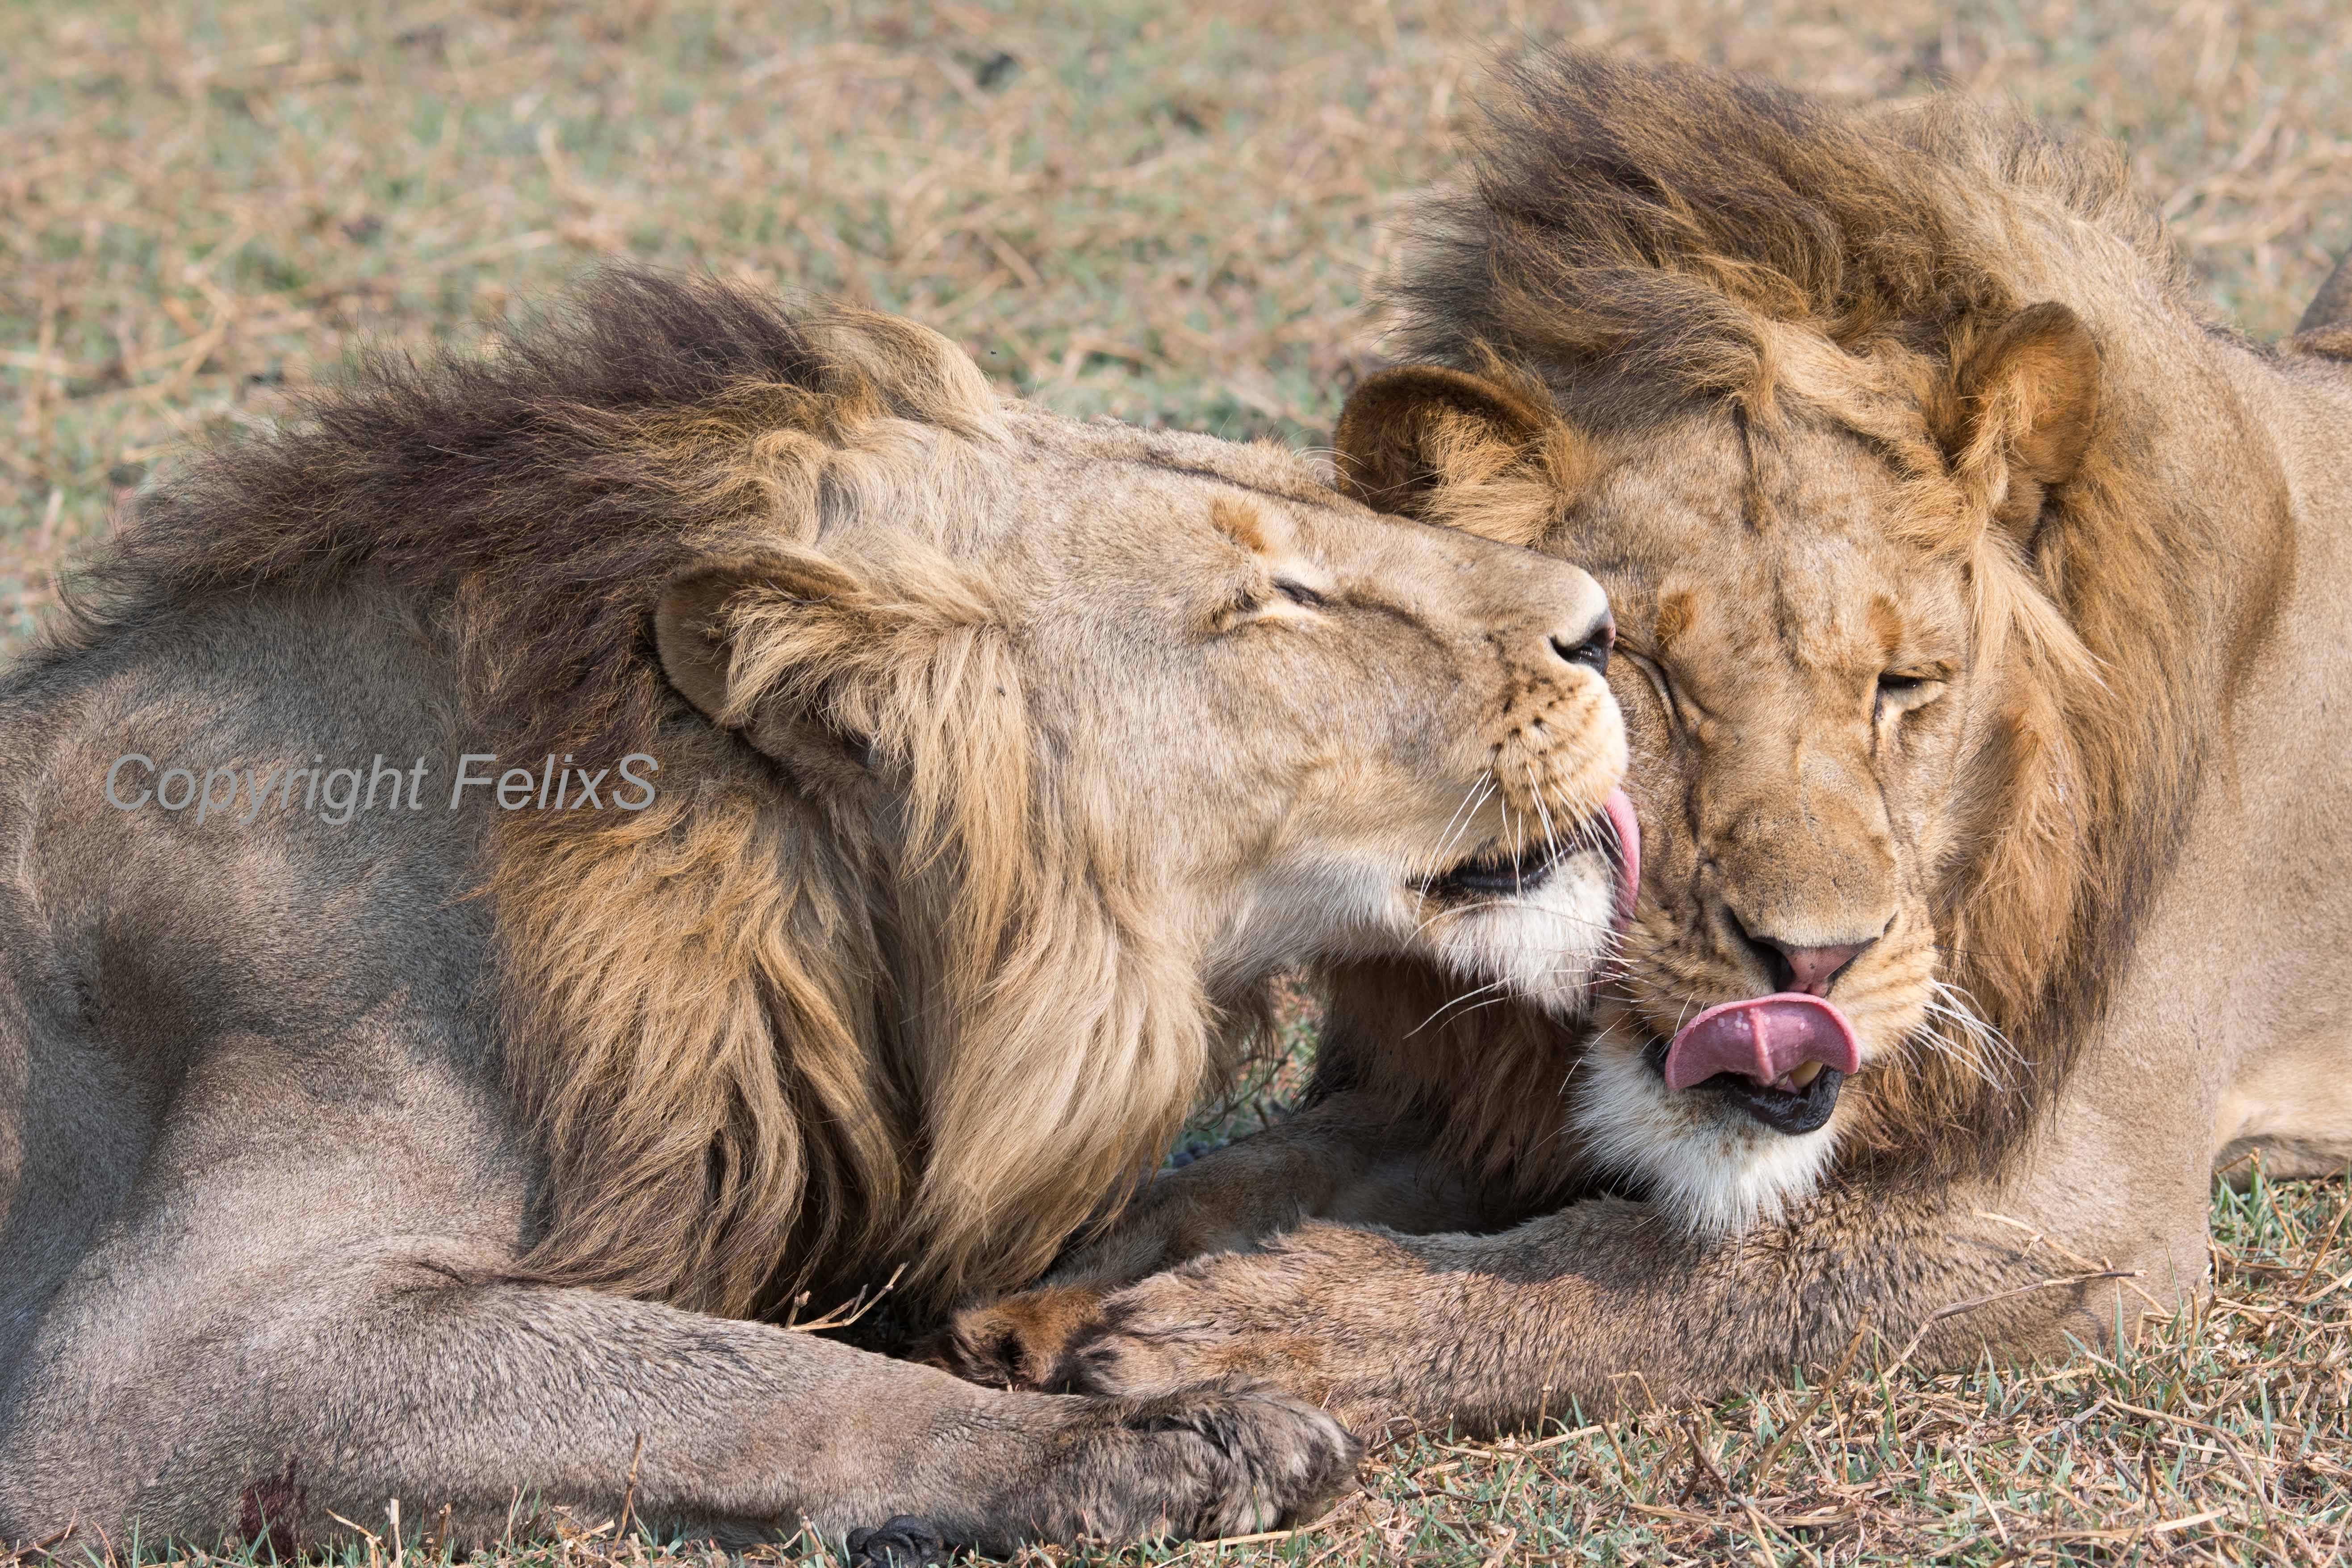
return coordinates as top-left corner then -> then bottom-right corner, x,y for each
1406,974 -> 1517,1037
1418,775 -> 1497,898
1521,756 -> 1558,863
1913,978 -> 2020,1088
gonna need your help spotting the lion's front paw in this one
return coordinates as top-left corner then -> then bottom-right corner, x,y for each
994,1388 -> 1360,1544
1126,1389 -> 1362,1537
1052,1266 -> 1308,1401
1052,1227 -> 1427,1435
931,1284 -> 1109,1390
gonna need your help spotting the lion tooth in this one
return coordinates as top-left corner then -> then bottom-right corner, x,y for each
1787,1060 -> 1825,1089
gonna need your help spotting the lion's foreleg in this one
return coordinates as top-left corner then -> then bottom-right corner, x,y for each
1056,1187 -> 2169,1437
0,1260 -> 1357,1554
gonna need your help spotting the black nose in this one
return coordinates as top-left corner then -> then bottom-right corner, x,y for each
1550,610 -> 1613,675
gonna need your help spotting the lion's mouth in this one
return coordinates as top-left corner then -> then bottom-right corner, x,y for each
1424,788 -> 1640,923
1427,836 -> 1576,899
1641,993 -> 1859,1136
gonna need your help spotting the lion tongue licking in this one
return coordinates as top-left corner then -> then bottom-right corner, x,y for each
1603,787 -> 1641,933
1662,994 -> 1860,1092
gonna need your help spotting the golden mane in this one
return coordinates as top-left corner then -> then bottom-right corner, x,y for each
50,271 -> 1233,1315
1380,53 -> 2243,1183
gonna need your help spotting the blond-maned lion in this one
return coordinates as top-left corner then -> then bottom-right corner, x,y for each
947,54 -> 2352,1436
0,272 -> 1638,1553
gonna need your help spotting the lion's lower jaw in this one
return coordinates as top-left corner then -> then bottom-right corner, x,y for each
1571,1041 -> 1842,1236
1426,855 -> 1615,1018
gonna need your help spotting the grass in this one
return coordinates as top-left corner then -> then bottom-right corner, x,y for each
4,0 -> 2351,1562
7,1162 -> 2347,1565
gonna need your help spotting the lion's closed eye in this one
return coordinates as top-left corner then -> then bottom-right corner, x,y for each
1873,668 -> 1948,721
1619,646 -> 1687,727
1209,578 -> 1330,635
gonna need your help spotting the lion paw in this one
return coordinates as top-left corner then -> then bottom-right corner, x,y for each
845,1515 -> 950,1567
1055,1267 -> 1306,1404
877,1388 -> 1356,1553
931,1284 -> 1110,1390
1035,1390 -> 1361,1540
1050,1228 -> 1423,1434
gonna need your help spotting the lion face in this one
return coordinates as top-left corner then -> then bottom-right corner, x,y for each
1009,431 -> 1634,1021
1556,411 -> 1971,1229
1334,311 -> 2101,1230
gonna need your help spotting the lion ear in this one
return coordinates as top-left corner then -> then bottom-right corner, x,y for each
654,550 -> 893,783
1942,302 -> 2102,541
1331,364 -> 1595,548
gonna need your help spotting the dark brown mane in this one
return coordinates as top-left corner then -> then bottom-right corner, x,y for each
48,268 -> 971,770
1389,51 -> 2195,432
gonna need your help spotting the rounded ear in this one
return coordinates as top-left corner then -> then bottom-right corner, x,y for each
655,552 -> 860,725
1331,364 -> 1593,547
653,550 -> 883,782
1946,302 -> 2102,538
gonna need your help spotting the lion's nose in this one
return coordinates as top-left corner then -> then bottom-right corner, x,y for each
1548,608 -> 1614,675
1728,910 -> 1879,996
1766,940 -> 1869,996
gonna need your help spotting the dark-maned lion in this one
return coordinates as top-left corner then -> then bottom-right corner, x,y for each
951,54 -> 2352,1436
0,272 -> 1636,1551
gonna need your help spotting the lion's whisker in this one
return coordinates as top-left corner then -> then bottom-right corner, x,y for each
1912,978 -> 2021,1088
1406,974 -> 1518,1037
1521,757 -> 1559,864
1418,775 -> 1498,899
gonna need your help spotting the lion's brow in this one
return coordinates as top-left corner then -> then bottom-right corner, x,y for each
1132,459 -> 1348,514
1209,498 -> 1270,551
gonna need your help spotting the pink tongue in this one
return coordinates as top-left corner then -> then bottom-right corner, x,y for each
1603,788 -> 1641,935
1663,994 -> 1861,1091
1584,790 -> 1644,1003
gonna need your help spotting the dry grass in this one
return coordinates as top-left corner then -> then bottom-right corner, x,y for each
5,0 -> 2351,639
5,0 -> 2352,1563
5,1162 -> 2345,1565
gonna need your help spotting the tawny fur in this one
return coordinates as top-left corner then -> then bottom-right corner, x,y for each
0,270 -> 1633,1547
946,54 -> 2352,1438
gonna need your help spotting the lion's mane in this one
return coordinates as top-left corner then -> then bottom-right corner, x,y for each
47,272 -> 1232,1316
1372,53 -> 2260,1185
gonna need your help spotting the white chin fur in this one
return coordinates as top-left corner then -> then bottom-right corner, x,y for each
1427,852 -> 1615,1019
1571,1031 -> 1841,1234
